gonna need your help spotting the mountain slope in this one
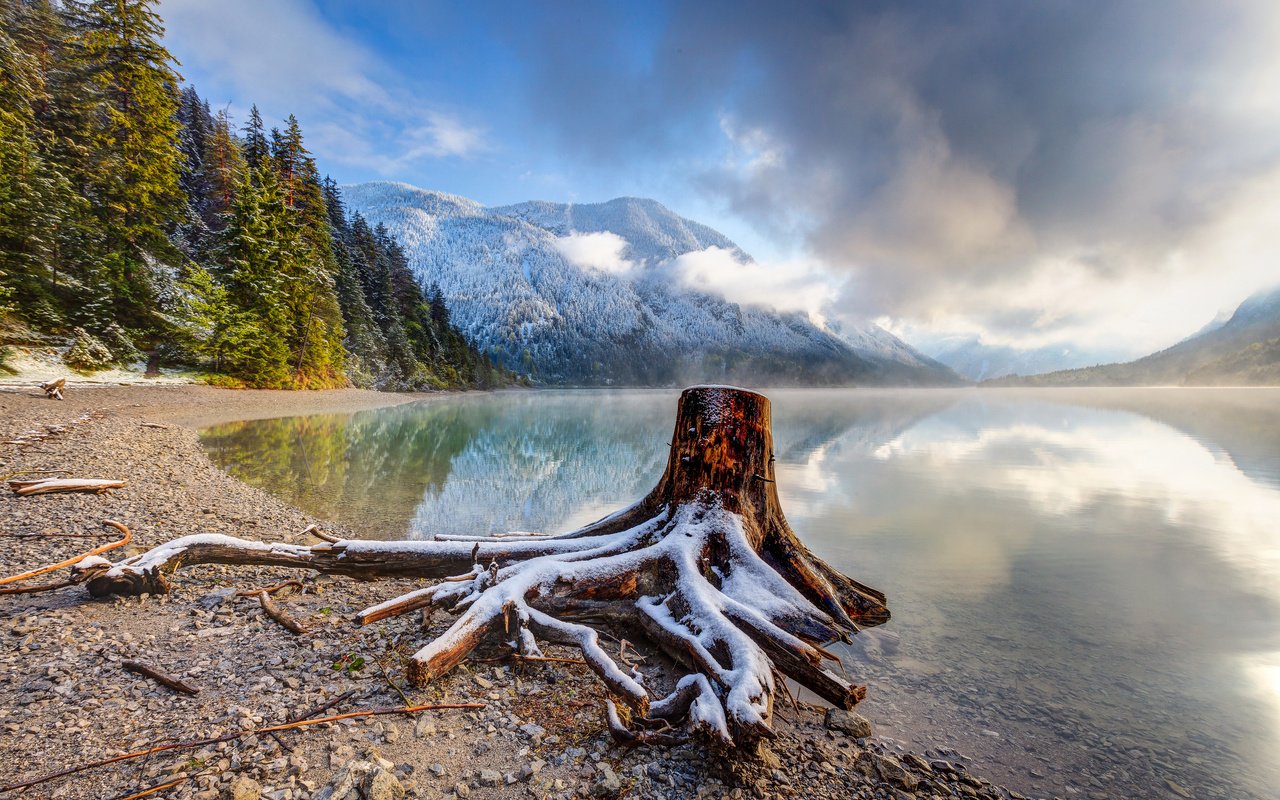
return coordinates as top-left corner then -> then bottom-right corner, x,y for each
344,182 -> 959,386
987,286 -> 1280,386
493,197 -> 747,263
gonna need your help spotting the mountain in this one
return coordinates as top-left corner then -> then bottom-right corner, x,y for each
343,182 -> 959,386
925,337 -> 1131,382
986,286 -> 1280,386
493,197 -> 748,263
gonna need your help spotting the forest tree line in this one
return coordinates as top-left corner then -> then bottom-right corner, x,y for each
0,0 -> 508,389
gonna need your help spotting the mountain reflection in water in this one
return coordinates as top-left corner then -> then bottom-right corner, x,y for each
201,388 -> 1280,800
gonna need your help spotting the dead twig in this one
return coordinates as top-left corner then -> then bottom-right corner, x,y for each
0,702 -> 485,795
121,660 -> 200,696
0,577 -> 78,596
138,423 -> 168,430
0,520 -> 131,586
251,590 -> 308,635
235,580 -> 303,597
112,775 -> 187,800
302,524 -> 340,543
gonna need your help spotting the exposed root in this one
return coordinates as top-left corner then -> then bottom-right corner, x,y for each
65,387 -> 889,748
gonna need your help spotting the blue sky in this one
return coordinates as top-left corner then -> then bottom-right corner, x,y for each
160,0 -> 1280,362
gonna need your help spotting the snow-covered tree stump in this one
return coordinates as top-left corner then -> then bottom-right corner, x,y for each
86,386 -> 889,745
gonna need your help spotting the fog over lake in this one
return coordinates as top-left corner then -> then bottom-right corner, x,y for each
202,388 -> 1280,800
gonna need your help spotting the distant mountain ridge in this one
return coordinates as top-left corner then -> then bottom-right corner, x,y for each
343,181 -> 959,386
987,286 -> 1280,386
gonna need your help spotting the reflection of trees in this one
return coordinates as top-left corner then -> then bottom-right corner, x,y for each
201,402 -> 486,538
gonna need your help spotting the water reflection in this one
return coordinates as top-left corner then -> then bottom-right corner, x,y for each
201,388 -> 1280,800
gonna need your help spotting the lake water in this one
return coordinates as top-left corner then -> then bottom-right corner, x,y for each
200,388 -> 1280,800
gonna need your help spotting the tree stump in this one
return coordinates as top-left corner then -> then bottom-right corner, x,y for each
85,386 -> 889,745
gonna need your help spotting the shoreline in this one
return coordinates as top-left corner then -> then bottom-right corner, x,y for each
0,384 -> 1026,800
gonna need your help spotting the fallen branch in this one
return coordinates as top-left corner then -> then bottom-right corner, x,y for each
121,660 -> 199,696
302,524 -> 340,543
138,423 -> 168,430
40,378 -> 65,401
0,577 -> 78,596
0,520 -> 131,586
0,701 -> 484,795
252,590 -> 307,635
235,580 -> 303,597
113,776 -> 187,800
8,478 -> 127,496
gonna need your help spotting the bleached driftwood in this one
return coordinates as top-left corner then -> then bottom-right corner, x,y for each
81,387 -> 889,746
8,478 -> 127,496
40,378 -> 65,400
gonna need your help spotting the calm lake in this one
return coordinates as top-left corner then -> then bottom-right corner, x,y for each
200,388 -> 1280,800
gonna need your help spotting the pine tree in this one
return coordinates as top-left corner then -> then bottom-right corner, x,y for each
215,168 -> 291,387
70,0 -> 185,331
242,104 -> 268,171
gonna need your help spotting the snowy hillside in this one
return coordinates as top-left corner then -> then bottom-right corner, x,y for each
343,181 -> 958,386
494,197 -> 747,264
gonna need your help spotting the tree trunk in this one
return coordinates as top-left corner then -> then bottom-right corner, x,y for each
83,386 -> 889,746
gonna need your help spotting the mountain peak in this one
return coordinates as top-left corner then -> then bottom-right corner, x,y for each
344,180 -> 957,386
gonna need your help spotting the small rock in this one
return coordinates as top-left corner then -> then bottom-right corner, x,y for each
824,708 -> 873,738
414,717 -> 437,738
453,782 -> 471,798
199,587 -> 237,610
362,766 -> 406,800
593,764 -> 622,796
225,775 -> 262,800
478,769 -> 502,787
520,759 -> 545,781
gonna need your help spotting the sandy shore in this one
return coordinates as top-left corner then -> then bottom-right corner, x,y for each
0,384 -> 1024,800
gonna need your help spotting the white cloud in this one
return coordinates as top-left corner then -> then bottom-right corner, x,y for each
160,0 -> 488,174
553,231 -> 635,275
667,246 -> 843,325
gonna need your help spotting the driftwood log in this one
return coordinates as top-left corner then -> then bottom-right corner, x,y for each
83,387 -> 889,746
41,378 -> 65,400
8,478 -> 127,496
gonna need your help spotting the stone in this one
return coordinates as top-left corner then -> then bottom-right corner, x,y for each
824,709 -> 873,739
593,763 -> 622,796
875,755 -> 918,791
225,775 -> 262,800
453,782 -> 471,798
478,769 -> 502,787
414,717 -> 437,738
520,759 -> 546,781
199,587 -> 238,611
362,766 -> 406,800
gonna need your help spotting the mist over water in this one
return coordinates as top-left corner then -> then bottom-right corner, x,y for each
201,388 -> 1280,800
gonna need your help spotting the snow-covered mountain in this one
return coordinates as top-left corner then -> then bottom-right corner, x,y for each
988,285 -> 1280,386
343,181 -> 959,386
925,337 -> 1131,382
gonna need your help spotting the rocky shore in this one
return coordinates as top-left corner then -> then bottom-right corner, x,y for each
0,384 -> 1029,800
